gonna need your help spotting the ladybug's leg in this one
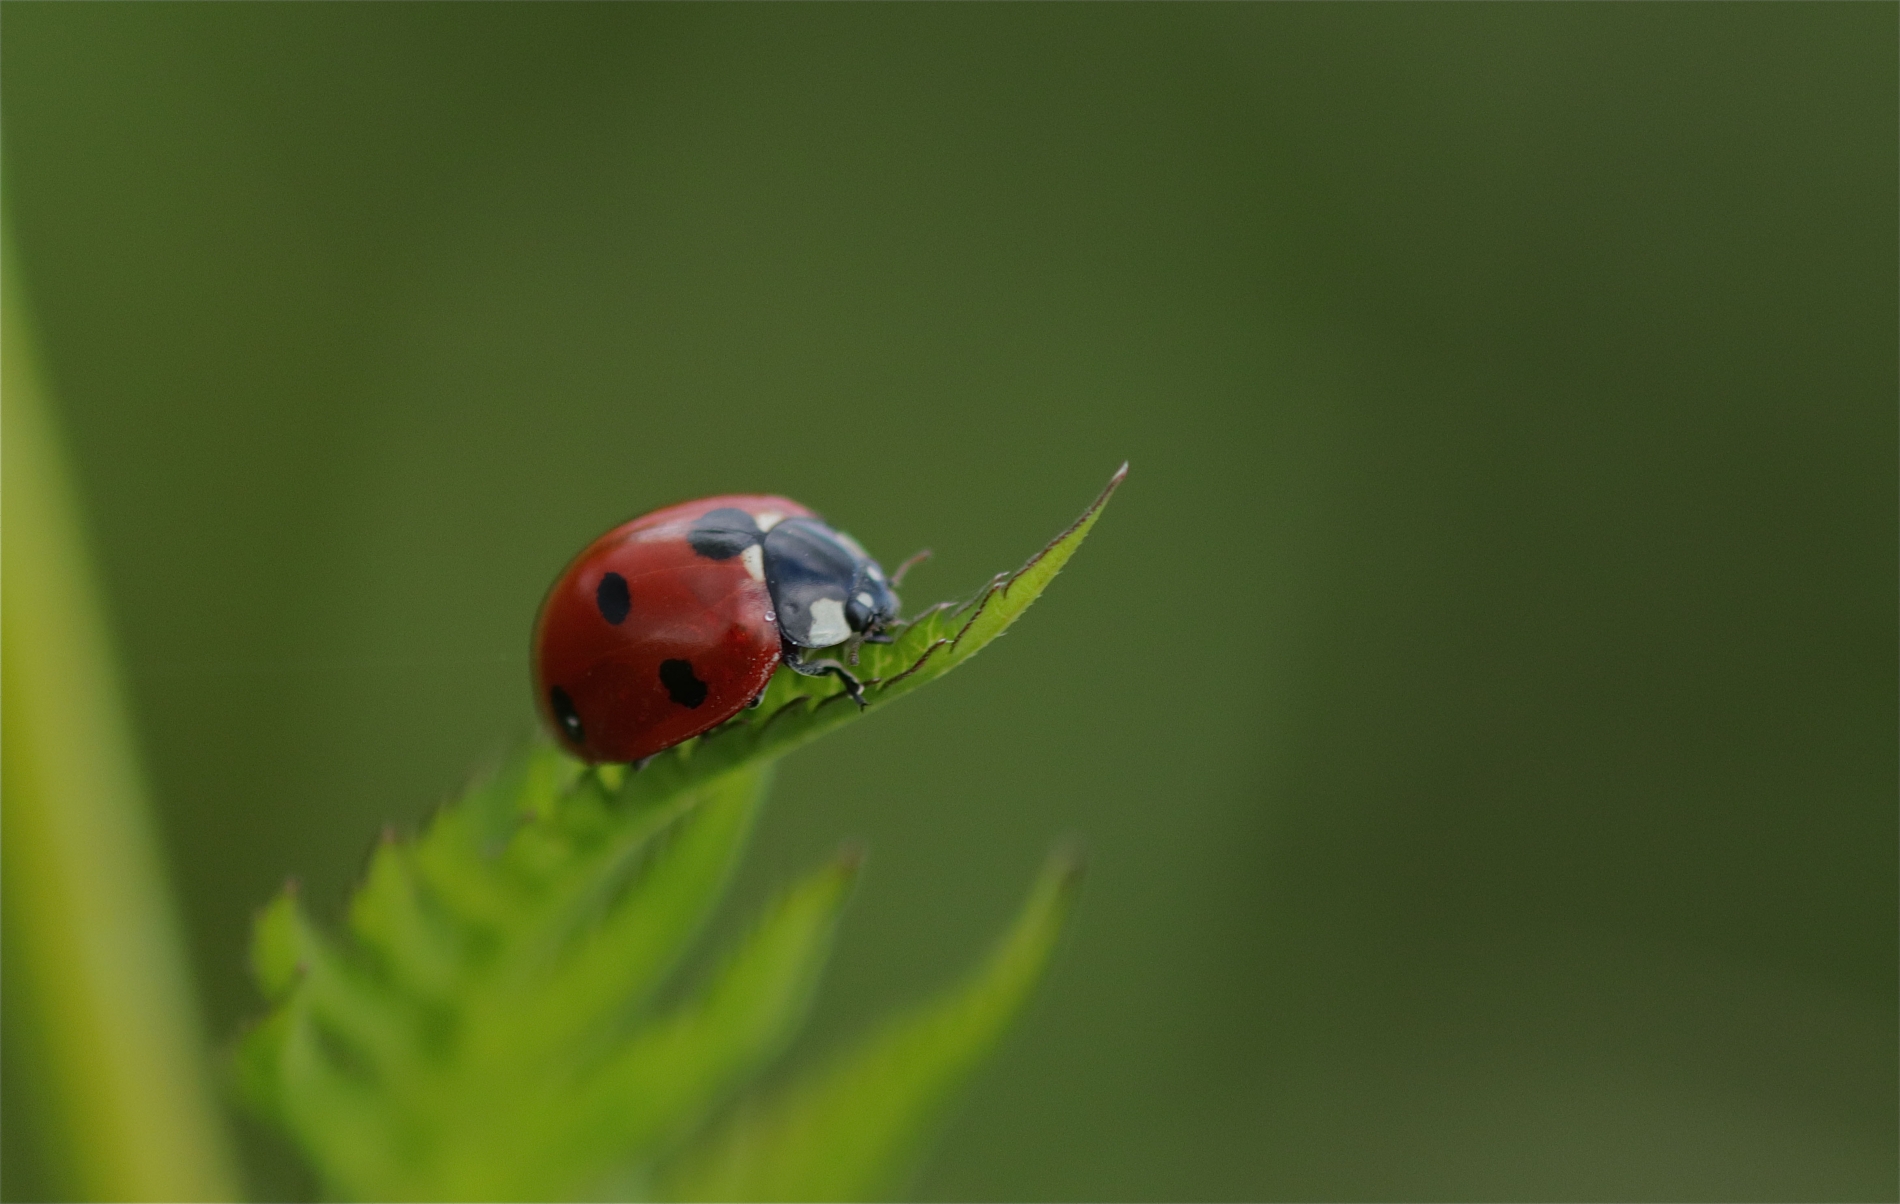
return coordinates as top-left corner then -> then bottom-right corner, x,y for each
849,630 -> 897,665
782,645 -> 868,709
841,631 -> 891,665
842,623 -> 902,665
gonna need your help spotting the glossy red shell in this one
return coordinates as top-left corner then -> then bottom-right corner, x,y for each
532,494 -> 816,762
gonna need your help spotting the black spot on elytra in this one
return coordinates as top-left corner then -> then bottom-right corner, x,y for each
688,507 -> 760,560
596,572 -> 630,625
549,685 -> 585,745
659,658 -> 708,709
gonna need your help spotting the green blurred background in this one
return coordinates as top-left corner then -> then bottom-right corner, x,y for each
3,4 -> 1894,1200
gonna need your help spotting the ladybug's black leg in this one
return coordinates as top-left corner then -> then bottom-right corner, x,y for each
782,645 -> 868,709
841,630 -> 893,666
850,627 -> 897,663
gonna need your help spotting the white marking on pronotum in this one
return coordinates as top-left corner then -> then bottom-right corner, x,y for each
855,591 -> 874,608
806,597 -> 850,646
741,544 -> 765,582
754,511 -> 785,532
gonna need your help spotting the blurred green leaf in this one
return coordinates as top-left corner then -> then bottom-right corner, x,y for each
236,467 -> 1122,1200
2,227 -> 239,1201
658,847 -> 1084,1203
497,851 -> 860,1201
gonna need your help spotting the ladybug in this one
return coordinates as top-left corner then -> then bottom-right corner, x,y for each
532,495 -> 906,763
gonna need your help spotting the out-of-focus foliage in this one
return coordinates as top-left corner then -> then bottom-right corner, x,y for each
1,241 -> 238,1201
233,473 -> 1116,1200
659,850 -> 1081,1203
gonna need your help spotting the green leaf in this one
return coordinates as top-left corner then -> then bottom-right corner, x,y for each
238,763 -> 778,1201
657,848 -> 1084,1203
236,466 -> 1124,1201
2,229 -> 239,1201
476,852 -> 861,1201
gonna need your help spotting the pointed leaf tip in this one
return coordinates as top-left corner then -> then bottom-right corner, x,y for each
991,461 -> 1128,599
1045,836 -> 1088,891
252,887 -> 310,1002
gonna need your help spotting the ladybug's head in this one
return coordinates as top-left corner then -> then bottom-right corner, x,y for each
810,525 -> 899,637
846,560 -> 900,635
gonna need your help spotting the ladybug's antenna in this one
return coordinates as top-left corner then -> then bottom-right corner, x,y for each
890,548 -> 932,588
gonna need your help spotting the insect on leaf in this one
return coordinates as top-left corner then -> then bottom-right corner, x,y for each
607,462 -> 1129,811
235,465 -> 1125,1201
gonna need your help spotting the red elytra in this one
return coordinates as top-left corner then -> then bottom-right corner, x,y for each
532,494 -> 815,762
